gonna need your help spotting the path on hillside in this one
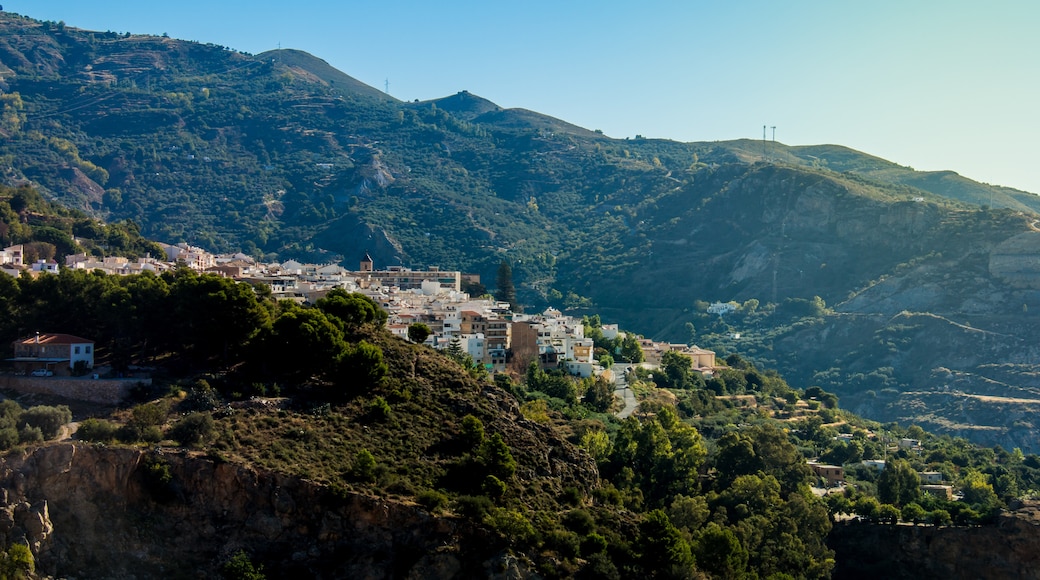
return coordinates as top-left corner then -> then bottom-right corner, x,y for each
902,391 -> 1040,405
612,364 -> 638,419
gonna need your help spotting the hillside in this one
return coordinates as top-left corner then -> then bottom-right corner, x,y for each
2,267 -> 1040,577
4,11 -> 1040,452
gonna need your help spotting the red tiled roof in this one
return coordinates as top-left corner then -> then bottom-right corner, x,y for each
15,333 -> 93,345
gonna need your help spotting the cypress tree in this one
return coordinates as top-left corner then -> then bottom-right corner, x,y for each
495,260 -> 516,308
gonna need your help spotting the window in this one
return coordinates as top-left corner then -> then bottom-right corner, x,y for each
85,345 -> 92,354
74,346 -> 80,354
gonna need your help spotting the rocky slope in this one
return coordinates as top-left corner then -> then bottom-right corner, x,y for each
0,442 -> 518,578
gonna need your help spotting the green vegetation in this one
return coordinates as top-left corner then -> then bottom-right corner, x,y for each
1,258 -> 1038,576
0,543 -> 34,580
5,12 -> 1040,577
0,184 -> 162,264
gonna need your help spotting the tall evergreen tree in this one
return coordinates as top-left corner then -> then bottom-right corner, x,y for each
495,260 -> 516,309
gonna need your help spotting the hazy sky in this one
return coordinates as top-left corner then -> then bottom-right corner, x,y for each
9,1 -> 1040,193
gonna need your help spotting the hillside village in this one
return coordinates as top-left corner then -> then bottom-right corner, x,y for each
0,242 -> 718,379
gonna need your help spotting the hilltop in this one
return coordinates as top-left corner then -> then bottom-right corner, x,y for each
4,10 -> 1040,451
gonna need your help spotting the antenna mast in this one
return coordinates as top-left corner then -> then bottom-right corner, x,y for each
384,78 -> 390,95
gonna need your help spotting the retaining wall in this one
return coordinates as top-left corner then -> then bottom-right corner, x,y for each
0,376 -> 149,405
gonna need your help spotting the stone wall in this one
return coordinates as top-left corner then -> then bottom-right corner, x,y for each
0,376 -> 148,404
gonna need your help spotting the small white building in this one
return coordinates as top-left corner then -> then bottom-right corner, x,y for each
861,459 -> 886,472
0,245 -> 23,267
31,259 -> 59,274
707,301 -> 737,316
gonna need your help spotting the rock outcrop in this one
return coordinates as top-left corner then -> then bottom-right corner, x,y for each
829,501 -> 1040,579
0,443 -> 512,578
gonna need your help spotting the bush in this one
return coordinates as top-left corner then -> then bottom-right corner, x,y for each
350,449 -> 376,482
120,401 -> 172,442
581,532 -> 609,556
367,397 -> 392,421
454,495 -> 494,520
416,489 -> 449,513
543,529 -> 580,559
18,425 -> 42,444
0,428 -> 18,451
485,508 -> 537,544
0,543 -> 35,579
77,418 -> 120,442
562,509 -> 596,535
141,425 -> 164,444
169,412 -> 215,447
483,474 -> 507,500
20,405 -> 72,439
141,455 -> 174,500
221,550 -> 266,580
182,380 -> 222,412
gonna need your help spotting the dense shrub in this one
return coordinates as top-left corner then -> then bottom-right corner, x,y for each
220,550 -> 265,580
18,425 -> 43,444
0,428 -> 18,451
169,412 -> 215,447
416,489 -> 449,514
77,418 -> 120,442
20,405 -> 72,439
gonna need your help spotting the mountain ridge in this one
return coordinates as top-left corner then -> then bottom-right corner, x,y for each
4,11 -> 1040,450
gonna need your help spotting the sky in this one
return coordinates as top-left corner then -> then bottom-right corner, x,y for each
9,1 -> 1040,193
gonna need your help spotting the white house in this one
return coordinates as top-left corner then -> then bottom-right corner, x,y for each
31,259 -> 59,274
0,245 -> 23,267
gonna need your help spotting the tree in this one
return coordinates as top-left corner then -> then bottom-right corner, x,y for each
637,509 -> 695,578
461,414 -> 485,449
619,334 -> 645,363
877,459 -> 921,507
478,432 -> 516,480
901,502 -> 926,524
961,469 -> 1000,511
407,322 -> 432,344
166,270 -> 270,365
445,335 -> 468,364
336,340 -> 388,395
659,351 -> 694,390
316,289 -> 386,329
265,307 -> 346,381
583,375 -> 615,413
495,260 -> 516,309
695,522 -> 748,579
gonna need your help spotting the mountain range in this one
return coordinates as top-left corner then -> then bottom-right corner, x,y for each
5,11 -> 1040,450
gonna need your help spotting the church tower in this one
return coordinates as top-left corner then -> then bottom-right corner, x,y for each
360,252 -> 374,272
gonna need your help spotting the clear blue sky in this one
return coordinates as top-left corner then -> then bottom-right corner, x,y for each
9,1 -> 1040,194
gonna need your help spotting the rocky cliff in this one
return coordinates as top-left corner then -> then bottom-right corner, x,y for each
0,442 -> 516,579
829,501 -> 1040,579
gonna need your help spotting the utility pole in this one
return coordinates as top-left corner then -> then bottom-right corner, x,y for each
771,126 -> 776,142
384,78 -> 390,95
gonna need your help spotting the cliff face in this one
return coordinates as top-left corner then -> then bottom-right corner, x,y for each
829,501 -> 1040,580
0,443 -> 514,579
